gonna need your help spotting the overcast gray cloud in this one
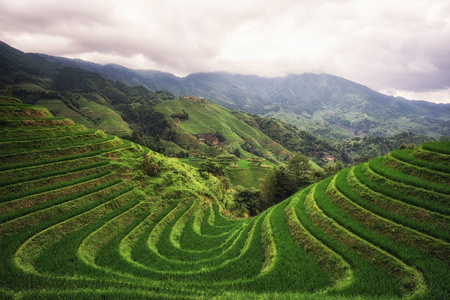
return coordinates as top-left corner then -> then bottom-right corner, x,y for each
1,0 -> 449,103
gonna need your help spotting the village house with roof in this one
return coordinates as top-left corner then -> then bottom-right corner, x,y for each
197,133 -> 220,146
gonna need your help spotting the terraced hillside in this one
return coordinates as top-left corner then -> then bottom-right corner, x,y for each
156,98 -> 291,163
0,96 -> 449,299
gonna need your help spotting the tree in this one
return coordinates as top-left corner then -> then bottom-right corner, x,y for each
199,158 -> 224,177
287,153 -> 312,187
234,186 -> 261,216
233,148 -> 242,158
142,154 -> 162,176
287,153 -> 310,172
218,176 -> 231,202
260,153 -> 315,210
214,131 -> 226,142
260,166 -> 297,210
204,146 -> 222,157
322,160 -> 344,177
356,154 -> 371,163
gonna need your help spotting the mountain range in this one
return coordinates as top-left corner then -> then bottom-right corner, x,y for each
1,40 -> 449,142
25,48 -> 450,140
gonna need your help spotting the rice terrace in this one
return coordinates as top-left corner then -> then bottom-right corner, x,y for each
0,95 -> 449,299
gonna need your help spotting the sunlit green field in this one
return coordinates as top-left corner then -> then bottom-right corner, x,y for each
36,97 -> 132,136
179,157 -> 272,189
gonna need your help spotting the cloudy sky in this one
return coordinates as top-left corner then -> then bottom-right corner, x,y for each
1,0 -> 449,103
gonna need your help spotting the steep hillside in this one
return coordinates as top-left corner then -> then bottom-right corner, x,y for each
156,98 -> 291,163
0,41 -> 173,138
1,96 -> 448,299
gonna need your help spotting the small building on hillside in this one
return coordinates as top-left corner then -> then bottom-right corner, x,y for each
324,154 -> 335,162
197,133 -> 220,146
308,151 -> 322,157
182,95 -> 205,101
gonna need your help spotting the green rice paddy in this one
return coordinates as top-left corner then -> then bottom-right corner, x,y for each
0,96 -> 448,299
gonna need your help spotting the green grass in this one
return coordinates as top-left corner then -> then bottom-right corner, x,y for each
0,180 -> 126,234
0,95 -> 22,104
0,159 -> 109,187
422,141 -> 450,154
36,99 -> 92,126
383,152 -> 450,184
0,162 -> 111,199
77,98 -> 132,136
14,187 -> 138,274
0,129 -> 106,153
0,169 -> 114,204
346,167 -> 450,241
369,157 -> 450,194
317,177 -> 449,299
413,145 -> 450,165
293,187 -> 404,298
0,135 -> 123,165
36,98 -> 132,136
0,139 -> 132,172
0,124 -> 89,141
0,105 -> 52,118
180,157 -> 272,189
312,178 -> 426,297
329,170 -> 449,259
225,167 -> 270,189
284,193 -> 353,286
0,117 -> 75,127
0,178 -> 121,227
357,163 -> 450,215
390,148 -> 450,173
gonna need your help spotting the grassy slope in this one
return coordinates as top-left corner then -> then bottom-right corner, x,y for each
77,97 -> 132,136
1,96 -> 448,299
36,99 -> 92,126
225,167 -> 269,189
180,158 -> 273,189
156,98 -> 295,189
35,97 -> 132,136
156,99 -> 290,163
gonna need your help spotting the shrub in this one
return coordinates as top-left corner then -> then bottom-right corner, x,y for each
142,154 -> 162,176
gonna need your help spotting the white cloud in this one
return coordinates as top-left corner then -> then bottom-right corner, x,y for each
0,0 -> 449,102
381,88 -> 450,104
